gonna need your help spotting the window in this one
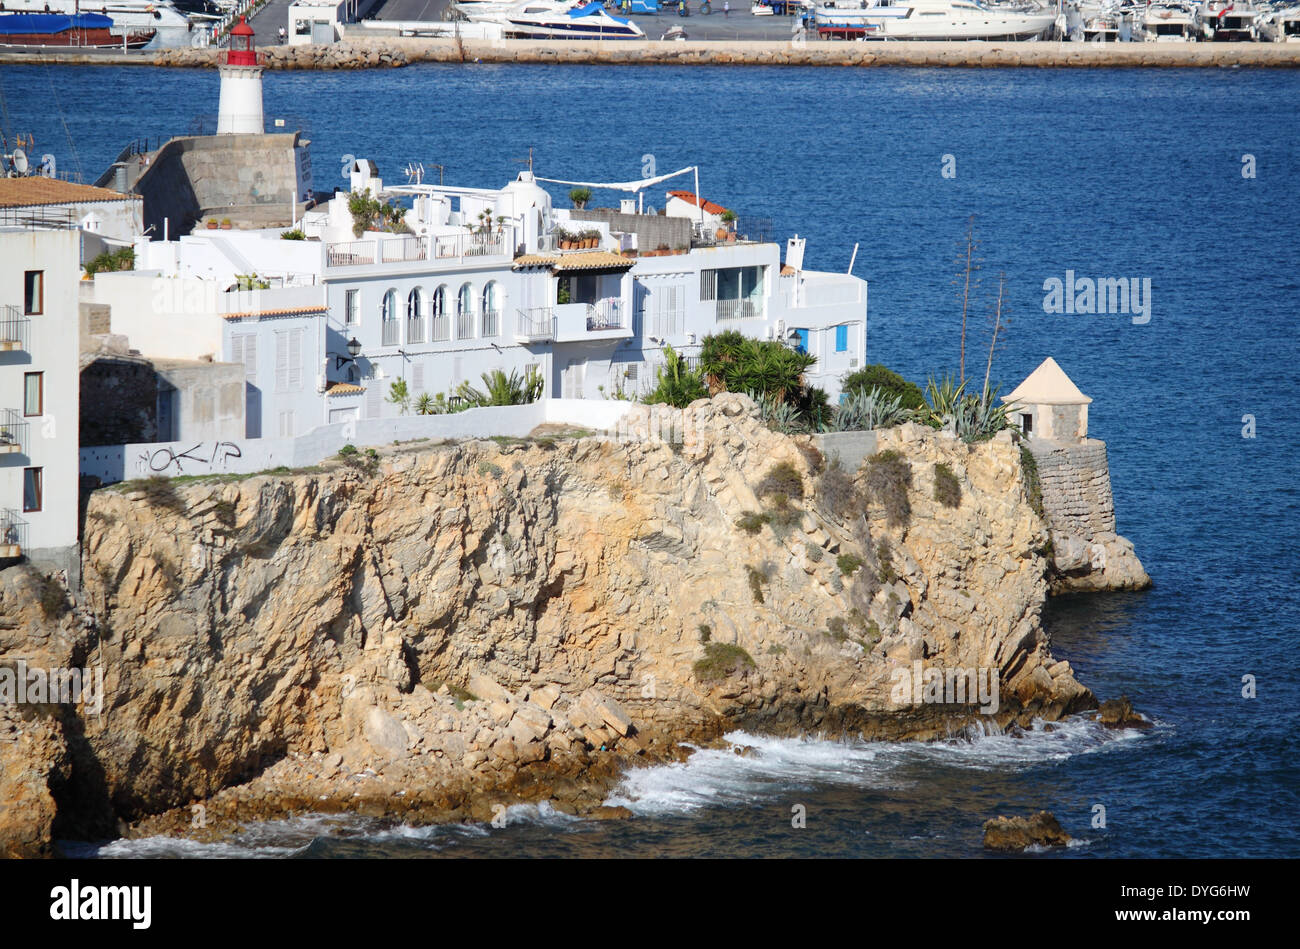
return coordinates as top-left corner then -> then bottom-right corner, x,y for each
456,283 -> 474,339
835,325 -> 848,353
382,289 -> 399,346
230,334 -> 257,380
274,328 -> 303,392
22,467 -> 41,512
412,363 -> 425,392
407,288 -> 425,343
481,282 -> 500,337
278,410 -> 295,438
23,372 -> 42,416
345,289 -> 359,325
23,271 -> 42,315
431,285 -> 449,341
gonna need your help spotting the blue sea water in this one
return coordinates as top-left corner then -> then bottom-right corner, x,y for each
6,63 -> 1299,858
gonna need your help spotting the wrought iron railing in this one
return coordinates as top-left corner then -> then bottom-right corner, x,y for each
587,299 -> 626,331
0,306 -> 29,351
0,410 -> 28,455
0,509 -> 26,554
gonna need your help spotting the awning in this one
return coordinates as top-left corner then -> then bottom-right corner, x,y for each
513,251 -> 635,273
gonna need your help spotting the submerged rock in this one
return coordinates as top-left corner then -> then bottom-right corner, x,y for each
982,811 -> 1073,852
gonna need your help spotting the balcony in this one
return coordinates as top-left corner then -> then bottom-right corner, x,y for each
382,319 -> 400,347
481,309 -> 501,339
406,316 -> 425,344
516,301 -> 631,344
324,232 -> 509,271
0,305 -> 29,352
455,310 -> 475,340
0,509 -> 26,558
0,410 -> 28,456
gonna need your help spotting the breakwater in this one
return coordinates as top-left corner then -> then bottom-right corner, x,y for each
3,38 -> 1299,69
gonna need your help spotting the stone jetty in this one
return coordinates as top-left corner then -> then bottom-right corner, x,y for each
2,38 -> 1299,70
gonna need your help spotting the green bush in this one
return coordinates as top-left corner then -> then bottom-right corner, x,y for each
876,539 -> 898,585
757,461 -> 804,501
139,476 -> 186,513
84,246 -> 135,277
35,573 -> 68,620
933,462 -> 961,508
698,624 -> 712,643
841,364 -> 926,411
817,458 -> 860,516
736,512 -> 770,535
865,449 -> 912,527
644,344 -> 708,408
693,642 -> 756,682
837,553 -> 864,576
746,564 -> 768,604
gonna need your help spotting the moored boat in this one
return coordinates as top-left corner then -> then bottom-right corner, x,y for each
0,11 -> 155,47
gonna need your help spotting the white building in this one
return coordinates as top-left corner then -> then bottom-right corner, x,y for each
0,224 -> 81,572
288,0 -> 358,44
0,177 -> 142,262
81,156 -> 866,443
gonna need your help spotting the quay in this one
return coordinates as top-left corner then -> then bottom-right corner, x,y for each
2,37 -> 1299,69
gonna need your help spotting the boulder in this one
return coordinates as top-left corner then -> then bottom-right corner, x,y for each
1096,694 -> 1150,729
468,673 -> 516,705
982,811 -> 1073,852
363,707 -> 409,757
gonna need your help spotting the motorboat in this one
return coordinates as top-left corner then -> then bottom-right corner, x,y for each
0,11 -> 155,46
0,0 -> 194,47
1258,3 -> 1300,40
1199,0 -> 1261,40
815,0 -> 1056,40
498,0 -> 645,38
1137,2 -> 1198,40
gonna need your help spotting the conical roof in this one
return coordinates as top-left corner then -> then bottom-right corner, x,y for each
1001,357 -> 1091,406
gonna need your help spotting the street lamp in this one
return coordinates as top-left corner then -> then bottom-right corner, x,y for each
332,336 -> 363,370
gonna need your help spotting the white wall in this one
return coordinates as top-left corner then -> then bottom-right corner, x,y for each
0,227 -> 81,559
80,398 -> 636,484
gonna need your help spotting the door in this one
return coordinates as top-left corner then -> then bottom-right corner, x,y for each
563,358 -> 586,399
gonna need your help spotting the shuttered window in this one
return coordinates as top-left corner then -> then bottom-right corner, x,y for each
699,269 -> 716,301
231,334 -> 258,380
274,329 -> 302,392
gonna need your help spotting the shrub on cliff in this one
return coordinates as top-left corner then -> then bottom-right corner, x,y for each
757,461 -> 804,501
138,476 -> 186,513
1020,446 -> 1044,519
865,449 -> 911,527
841,364 -> 926,411
816,457 -> 861,516
644,345 -> 708,408
693,642 -> 756,683
933,462 -> 962,508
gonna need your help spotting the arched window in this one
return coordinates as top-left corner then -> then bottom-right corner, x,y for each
430,285 -> 449,341
481,281 -> 501,338
456,283 -> 474,340
406,288 -> 425,343
381,289 -> 399,346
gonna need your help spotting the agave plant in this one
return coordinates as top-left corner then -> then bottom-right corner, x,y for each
831,386 -> 909,433
921,374 -> 967,429
951,387 -> 1010,443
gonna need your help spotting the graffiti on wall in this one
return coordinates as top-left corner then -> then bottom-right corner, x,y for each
134,441 -> 243,476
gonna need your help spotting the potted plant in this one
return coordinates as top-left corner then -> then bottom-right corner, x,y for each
715,226 -> 728,241
655,243 -> 670,257
206,218 -> 218,230
569,187 -> 591,211
721,208 -> 736,230
220,217 -> 232,230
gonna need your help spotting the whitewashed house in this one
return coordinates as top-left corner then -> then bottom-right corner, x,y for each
0,222 -> 81,573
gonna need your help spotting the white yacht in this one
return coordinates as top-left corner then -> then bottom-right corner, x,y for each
815,0 -> 1056,40
1137,2 -> 1198,40
0,0 -> 197,47
470,0 -> 645,38
1259,4 -> 1300,41
1198,0 -> 1261,40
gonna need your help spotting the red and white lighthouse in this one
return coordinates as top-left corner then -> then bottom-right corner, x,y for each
216,16 -> 264,135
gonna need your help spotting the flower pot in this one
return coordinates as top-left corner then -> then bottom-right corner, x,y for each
220,222 -> 232,230
206,221 -> 217,229
715,227 -> 728,240
725,232 -> 736,243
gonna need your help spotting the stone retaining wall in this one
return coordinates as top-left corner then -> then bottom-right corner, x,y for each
1027,437 -> 1115,540
6,39 -> 1299,69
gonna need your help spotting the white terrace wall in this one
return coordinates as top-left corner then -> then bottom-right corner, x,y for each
81,397 -> 635,485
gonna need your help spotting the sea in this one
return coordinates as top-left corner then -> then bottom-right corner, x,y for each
5,62 -> 1298,858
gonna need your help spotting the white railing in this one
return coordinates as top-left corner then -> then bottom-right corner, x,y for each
326,231 -> 509,269
588,299 -> 625,331
406,317 -> 425,344
481,309 -> 501,338
326,240 -> 376,267
716,298 -> 764,321
433,233 -> 508,260
382,236 -> 428,264
516,307 -> 554,340
382,319 -> 400,346
456,310 -> 475,340
796,278 -> 864,309
431,313 -> 450,342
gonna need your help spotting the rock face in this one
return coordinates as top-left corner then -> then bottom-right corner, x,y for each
983,811 -> 1074,852
5,394 -> 1100,851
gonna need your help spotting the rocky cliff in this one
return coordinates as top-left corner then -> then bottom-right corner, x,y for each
1,394 -> 1099,851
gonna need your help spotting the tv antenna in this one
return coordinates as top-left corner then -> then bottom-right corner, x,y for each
404,162 -> 425,185
428,163 -> 446,186
513,147 -> 535,175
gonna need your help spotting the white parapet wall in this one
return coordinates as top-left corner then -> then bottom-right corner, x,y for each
80,398 -> 637,484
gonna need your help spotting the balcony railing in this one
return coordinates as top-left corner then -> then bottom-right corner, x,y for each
481,309 -> 500,338
587,299 -> 625,331
406,316 -> 425,344
516,307 -> 554,342
431,313 -> 450,342
0,410 -> 28,455
0,305 -> 29,352
326,232 -> 510,270
381,236 -> 428,264
434,233 -> 507,260
326,240 -> 376,267
716,298 -> 764,321
0,508 -> 26,557
382,318 -> 400,347
456,310 -> 475,340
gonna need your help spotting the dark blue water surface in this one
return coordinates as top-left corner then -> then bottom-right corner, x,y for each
8,64 -> 1299,858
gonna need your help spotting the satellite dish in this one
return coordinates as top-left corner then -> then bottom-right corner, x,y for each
12,148 -> 27,175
